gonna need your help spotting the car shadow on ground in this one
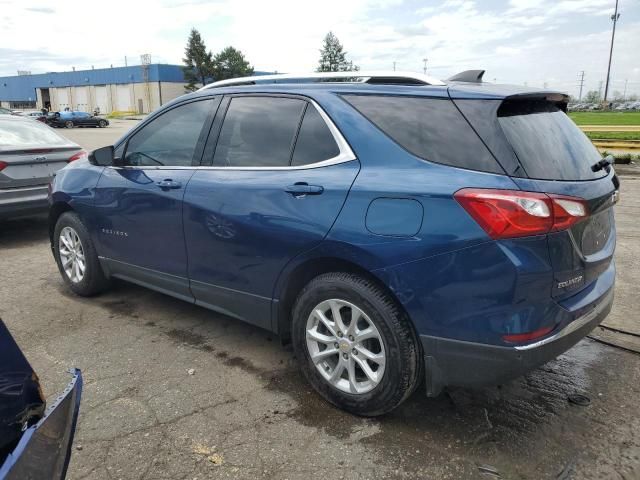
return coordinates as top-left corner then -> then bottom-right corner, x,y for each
0,216 -> 50,248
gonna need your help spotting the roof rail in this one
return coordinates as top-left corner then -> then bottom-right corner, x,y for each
447,70 -> 485,83
198,71 -> 446,91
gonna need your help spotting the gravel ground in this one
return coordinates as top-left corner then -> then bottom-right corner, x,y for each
0,123 -> 638,479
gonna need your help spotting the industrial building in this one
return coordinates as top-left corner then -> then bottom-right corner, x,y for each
0,64 -> 188,114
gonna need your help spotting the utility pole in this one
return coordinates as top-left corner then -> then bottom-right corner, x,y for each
598,80 -> 604,100
603,0 -> 620,105
393,61 -> 396,71
578,71 -> 585,100
422,58 -> 428,74
124,56 -> 128,67
623,79 -> 628,100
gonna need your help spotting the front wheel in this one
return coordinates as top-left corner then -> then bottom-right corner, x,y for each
98,120 -> 107,128
53,212 -> 110,296
292,272 -> 422,416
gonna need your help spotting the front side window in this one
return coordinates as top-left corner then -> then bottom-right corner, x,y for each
213,96 -> 305,167
124,99 -> 214,167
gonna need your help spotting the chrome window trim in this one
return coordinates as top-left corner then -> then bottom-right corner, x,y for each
110,98 -> 356,171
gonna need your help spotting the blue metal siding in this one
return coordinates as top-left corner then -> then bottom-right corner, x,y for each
0,64 -> 186,101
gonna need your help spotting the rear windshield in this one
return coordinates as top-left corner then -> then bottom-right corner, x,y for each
498,100 -> 605,181
0,119 -> 69,147
342,94 -> 504,174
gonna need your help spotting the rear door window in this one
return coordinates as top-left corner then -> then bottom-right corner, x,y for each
497,100 -> 606,181
291,105 -> 340,166
213,96 -> 305,167
342,94 -> 503,174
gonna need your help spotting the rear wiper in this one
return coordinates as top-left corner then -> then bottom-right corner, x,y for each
591,155 -> 614,172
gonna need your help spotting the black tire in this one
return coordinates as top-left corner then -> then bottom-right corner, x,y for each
53,211 -> 110,296
65,120 -> 74,128
98,120 -> 107,128
292,272 -> 422,416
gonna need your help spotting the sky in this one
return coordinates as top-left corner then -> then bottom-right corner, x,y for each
0,0 -> 638,98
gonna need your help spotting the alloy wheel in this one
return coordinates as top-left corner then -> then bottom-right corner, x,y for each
58,226 -> 86,283
305,299 -> 386,394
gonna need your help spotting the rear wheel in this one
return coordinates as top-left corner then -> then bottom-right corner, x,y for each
65,120 -> 73,128
292,272 -> 421,416
53,212 -> 110,296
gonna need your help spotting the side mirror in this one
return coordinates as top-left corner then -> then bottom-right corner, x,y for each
89,146 -> 115,166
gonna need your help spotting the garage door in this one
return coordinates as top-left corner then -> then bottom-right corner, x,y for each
56,88 -> 69,111
116,85 -> 131,112
75,87 -> 88,112
95,86 -> 108,114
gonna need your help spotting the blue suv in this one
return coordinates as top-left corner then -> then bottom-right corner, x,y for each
49,71 -> 618,416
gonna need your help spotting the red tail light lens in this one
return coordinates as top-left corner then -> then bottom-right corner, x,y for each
503,325 -> 554,344
68,150 -> 88,163
454,188 -> 588,239
0,161 -> 7,172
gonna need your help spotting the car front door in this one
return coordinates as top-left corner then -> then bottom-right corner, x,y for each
183,95 -> 360,329
93,97 -> 219,299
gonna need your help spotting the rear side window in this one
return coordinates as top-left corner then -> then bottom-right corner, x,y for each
213,97 -> 305,167
124,99 -> 213,167
342,94 -> 503,174
497,101 -> 605,181
291,105 -> 340,166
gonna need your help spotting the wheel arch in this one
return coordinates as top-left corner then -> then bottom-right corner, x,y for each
275,256 -> 413,346
48,201 -> 73,246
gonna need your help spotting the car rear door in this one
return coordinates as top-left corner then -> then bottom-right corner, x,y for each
92,97 -> 219,299
183,95 -> 359,329
454,95 -> 618,301
494,99 -> 618,300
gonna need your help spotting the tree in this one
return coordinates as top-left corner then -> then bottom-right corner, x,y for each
212,47 -> 254,81
182,28 -> 214,92
584,90 -> 601,103
316,32 -> 359,72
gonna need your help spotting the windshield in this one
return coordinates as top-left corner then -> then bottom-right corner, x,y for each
498,100 -> 606,181
0,119 -> 70,147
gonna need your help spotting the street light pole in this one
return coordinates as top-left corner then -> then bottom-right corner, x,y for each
423,58 -> 428,74
603,0 -> 620,105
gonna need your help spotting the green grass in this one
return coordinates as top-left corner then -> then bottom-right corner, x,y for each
586,131 -> 640,141
569,111 -> 640,126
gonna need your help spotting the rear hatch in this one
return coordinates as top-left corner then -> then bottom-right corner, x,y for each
451,87 -> 618,300
0,118 -> 82,189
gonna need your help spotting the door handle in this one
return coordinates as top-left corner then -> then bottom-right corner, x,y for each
285,183 -> 324,197
156,179 -> 182,189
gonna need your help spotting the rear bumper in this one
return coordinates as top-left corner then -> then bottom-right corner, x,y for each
421,286 -> 614,396
0,185 -> 49,219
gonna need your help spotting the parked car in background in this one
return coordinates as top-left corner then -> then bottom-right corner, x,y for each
0,115 -> 85,220
49,71 -> 618,416
47,111 -> 109,129
0,108 -> 14,115
0,318 -> 82,480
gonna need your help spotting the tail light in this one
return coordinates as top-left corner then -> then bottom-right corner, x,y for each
0,161 -> 7,172
67,150 -> 88,163
454,188 -> 588,239
503,325 -> 554,344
